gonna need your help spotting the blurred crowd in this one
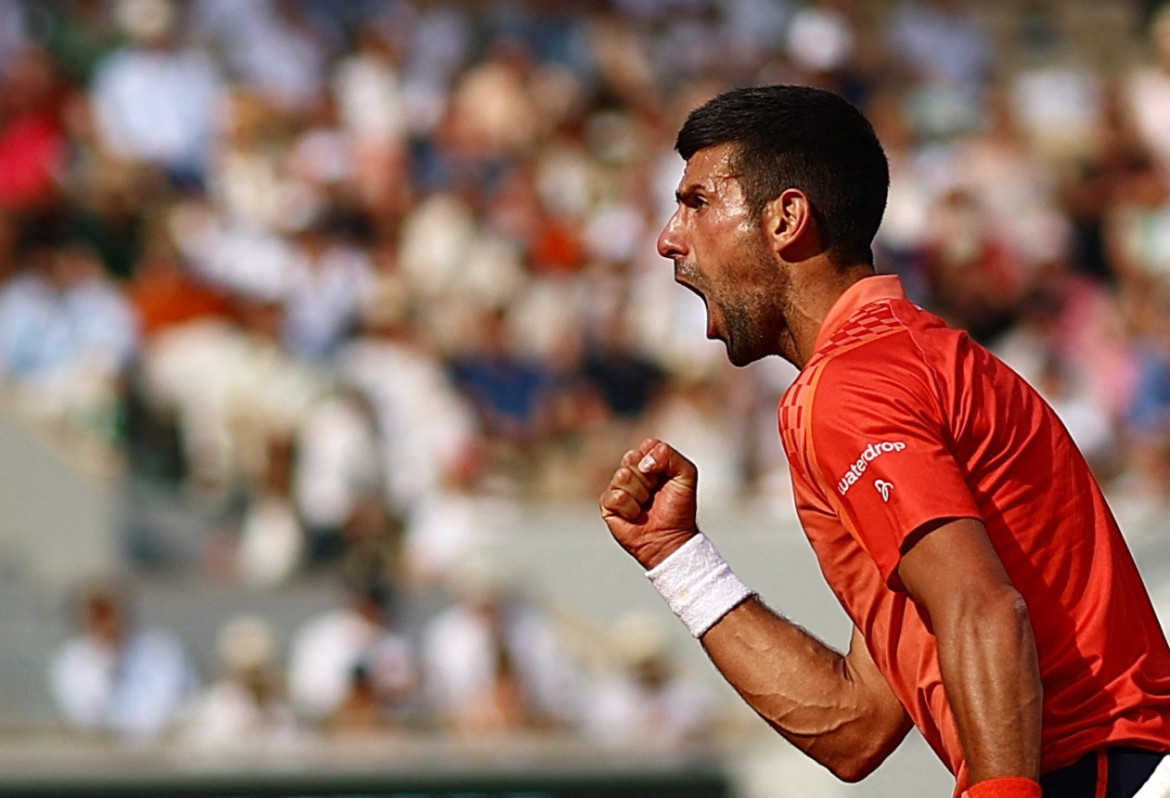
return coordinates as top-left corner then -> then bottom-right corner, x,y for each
0,0 -> 1168,747
48,567 -> 721,749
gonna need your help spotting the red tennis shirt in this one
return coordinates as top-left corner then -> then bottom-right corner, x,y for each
779,275 -> 1170,792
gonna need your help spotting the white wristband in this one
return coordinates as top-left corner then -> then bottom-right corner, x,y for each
646,533 -> 755,638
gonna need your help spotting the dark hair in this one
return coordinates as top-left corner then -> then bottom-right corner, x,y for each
675,85 -> 889,266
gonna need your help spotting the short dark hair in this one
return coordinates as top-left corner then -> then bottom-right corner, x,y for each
675,85 -> 889,266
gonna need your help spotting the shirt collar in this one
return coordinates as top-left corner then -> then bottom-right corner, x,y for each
812,274 -> 907,354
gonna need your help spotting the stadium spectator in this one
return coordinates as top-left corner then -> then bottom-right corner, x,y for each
334,283 -> 478,514
401,442 -> 517,587
136,289 -> 325,502
0,236 -> 138,444
292,386 -> 383,565
331,19 -> 409,210
49,580 -> 199,744
581,611 -> 718,748
1124,3 -> 1170,178
421,553 -> 580,736
286,582 -> 421,728
178,614 -> 299,750
211,0 -> 338,116
90,0 -> 223,186
0,46 -> 69,211
279,211 -> 373,362
449,307 -> 560,459
236,434 -> 305,588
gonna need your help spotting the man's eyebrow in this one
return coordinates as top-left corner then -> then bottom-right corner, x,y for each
675,172 -> 741,204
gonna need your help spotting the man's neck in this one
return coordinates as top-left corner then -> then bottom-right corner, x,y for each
788,264 -> 877,369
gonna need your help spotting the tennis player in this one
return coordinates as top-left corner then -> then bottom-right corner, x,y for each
599,85 -> 1170,798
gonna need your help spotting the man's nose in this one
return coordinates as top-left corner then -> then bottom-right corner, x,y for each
657,211 -> 687,261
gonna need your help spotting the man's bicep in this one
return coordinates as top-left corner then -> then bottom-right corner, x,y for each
897,517 -> 1016,626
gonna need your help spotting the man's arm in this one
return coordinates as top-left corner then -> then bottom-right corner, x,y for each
897,518 -> 1043,787
702,606 -> 913,780
600,439 -> 911,780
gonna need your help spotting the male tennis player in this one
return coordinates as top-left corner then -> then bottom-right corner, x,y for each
599,85 -> 1170,798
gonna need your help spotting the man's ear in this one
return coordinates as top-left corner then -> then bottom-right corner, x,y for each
762,188 -> 819,261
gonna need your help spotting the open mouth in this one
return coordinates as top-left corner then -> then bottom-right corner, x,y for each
672,269 -> 704,301
688,288 -> 718,339
672,262 -> 718,340
704,301 -> 719,340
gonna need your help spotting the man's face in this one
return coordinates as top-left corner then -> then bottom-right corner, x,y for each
657,143 -> 789,367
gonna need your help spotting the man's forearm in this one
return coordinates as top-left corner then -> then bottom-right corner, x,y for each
700,598 -> 911,782
601,441 -> 910,781
897,518 -> 1044,790
936,586 -> 1042,785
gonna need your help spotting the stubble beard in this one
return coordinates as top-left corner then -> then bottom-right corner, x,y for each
722,303 -> 769,366
719,236 -> 788,367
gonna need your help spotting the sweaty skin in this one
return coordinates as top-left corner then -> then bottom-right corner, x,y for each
600,142 -> 1043,787
600,437 -> 913,779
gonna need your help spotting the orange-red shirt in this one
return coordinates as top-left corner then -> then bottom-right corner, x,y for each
779,275 -> 1170,793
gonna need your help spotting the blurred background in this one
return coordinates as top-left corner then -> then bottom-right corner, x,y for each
0,0 -> 1167,795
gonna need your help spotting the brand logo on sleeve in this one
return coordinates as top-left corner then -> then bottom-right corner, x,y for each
836,441 -> 906,496
874,480 -> 894,502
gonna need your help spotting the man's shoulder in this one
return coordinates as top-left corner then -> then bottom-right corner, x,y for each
792,300 -> 923,387
782,301 -> 953,429
820,298 -> 911,357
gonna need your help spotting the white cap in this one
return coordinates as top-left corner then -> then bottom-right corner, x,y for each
115,0 -> 177,43
217,614 -> 276,673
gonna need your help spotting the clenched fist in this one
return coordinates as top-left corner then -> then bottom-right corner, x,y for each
599,438 -> 700,569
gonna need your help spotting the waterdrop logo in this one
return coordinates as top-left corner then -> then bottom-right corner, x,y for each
836,441 -> 906,496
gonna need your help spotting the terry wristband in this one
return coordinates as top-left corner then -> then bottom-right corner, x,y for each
965,777 -> 1042,798
646,533 -> 755,638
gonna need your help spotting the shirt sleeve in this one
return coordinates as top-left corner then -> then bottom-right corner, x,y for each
804,342 -> 981,589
